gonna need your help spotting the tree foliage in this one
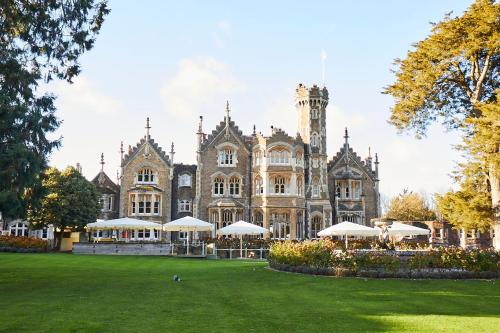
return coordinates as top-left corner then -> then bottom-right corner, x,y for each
27,167 -> 100,248
384,0 -> 499,135
435,162 -> 493,231
386,189 -> 436,221
0,1 -> 109,219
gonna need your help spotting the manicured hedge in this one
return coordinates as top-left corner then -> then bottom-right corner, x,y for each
268,240 -> 500,279
0,236 -> 48,252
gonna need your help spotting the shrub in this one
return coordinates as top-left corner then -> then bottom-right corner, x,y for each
0,236 -> 48,252
408,247 -> 499,272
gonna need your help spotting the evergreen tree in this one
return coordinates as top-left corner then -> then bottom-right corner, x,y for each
28,167 -> 100,249
0,1 -> 109,219
383,0 -> 499,236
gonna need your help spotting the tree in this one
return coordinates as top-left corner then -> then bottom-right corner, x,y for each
436,162 -> 493,232
28,167 -> 100,249
383,0 -> 499,241
386,189 -> 436,221
0,1 -> 109,219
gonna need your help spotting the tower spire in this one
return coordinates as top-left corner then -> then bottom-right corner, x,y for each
145,117 -> 151,139
100,153 -> 105,171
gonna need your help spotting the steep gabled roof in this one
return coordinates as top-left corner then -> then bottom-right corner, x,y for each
201,117 -> 251,152
91,171 -> 120,193
121,136 -> 171,167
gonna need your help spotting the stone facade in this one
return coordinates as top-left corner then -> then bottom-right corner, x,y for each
91,154 -> 120,220
328,129 -> 381,228
114,83 -> 382,240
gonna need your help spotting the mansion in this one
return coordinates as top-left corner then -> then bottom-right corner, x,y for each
91,83 -> 382,240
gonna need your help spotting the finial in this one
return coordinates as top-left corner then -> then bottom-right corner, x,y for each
225,100 -> 231,120
170,142 -> 175,154
120,141 -> 124,161
170,142 -> 175,166
116,170 -> 120,184
344,127 -> 349,147
198,116 -> 203,132
253,124 -> 256,136
100,153 -> 105,171
224,101 -> 231,137
368,147 -> 371,158
145,117 -> 151,139
375,153 -> 379,164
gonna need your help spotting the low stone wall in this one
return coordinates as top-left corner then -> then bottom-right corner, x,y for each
73,243 -> 173,255
269,262 -> 499,279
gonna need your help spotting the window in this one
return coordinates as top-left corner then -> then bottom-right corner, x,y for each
311,108 -> 319,119
345,185 -> 350,199
41,228 -> 48,239
254,151 -> 262,166
435,228 -> 443,239
178,200 -> 191,212
219,148 -> 234,166
213,176 -> 225,195
137,168 -> 156,183
253,212 -> 263,227
342,215 -> 359,223
130,194 -> 160,216
270,213 -> 290,240
179,174 -> 192,187
179,231 -> 187,240
297,177 -> 303,196
229,177 -> 240,196
296,152 -> 303,167
296,213 -> 304,239
274,176 -> 286,194
222,210 -> 233,227
107,196 -> 113,210
10,222 -> 29,237
311,133 -> 319,147
336,185 -> 341,198
268,149 -> 290,165
154,195 -> 160,214
312,178 -> 320,198
254,176 -> 263,195
210,211 -> 219,223
311,216 -> 322,238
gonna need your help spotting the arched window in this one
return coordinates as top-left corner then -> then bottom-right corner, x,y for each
179,174 -> 192,187
219,148 -> 234,166
296,152 -> 303,167
254,150 -> 262,166
213,176 -> 225,195
274,176 -> 286,194
253,212 -> 263,227
311,133 -> 319,147
137,168 -> 156,183
345,185 -> 350,198
336,185 -> 341,198
222,209 -> 233,227
254,176 -> 263,195
229,176 -> 240,196
311,108 -> 319,119
311,216 -> 322,238
297,177 -> 303,196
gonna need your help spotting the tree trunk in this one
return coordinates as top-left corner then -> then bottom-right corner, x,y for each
55,231 -> 64,251
490,165 -> 500,250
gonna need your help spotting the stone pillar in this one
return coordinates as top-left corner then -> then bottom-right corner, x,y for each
263,207 -> 270,240
290,208 -> 297,240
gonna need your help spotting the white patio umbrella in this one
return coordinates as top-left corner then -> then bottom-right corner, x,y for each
317,221 -> 379,248
217,221 -> 269,257
86,217 -> 162,230
163,216 -> 213,255
387,222 -> 430,236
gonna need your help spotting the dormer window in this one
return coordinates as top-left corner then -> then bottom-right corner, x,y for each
219,148 -> 235,166
179,174 -> 192,188
137,168 -> 156,184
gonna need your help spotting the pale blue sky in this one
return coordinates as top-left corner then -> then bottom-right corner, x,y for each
48,0 -> 473,200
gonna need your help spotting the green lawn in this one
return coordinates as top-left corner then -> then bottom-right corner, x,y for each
0,254 -> 499,333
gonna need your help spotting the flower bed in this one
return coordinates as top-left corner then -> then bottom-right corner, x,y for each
0,236 -> 49,252
268,240 -> 499,279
